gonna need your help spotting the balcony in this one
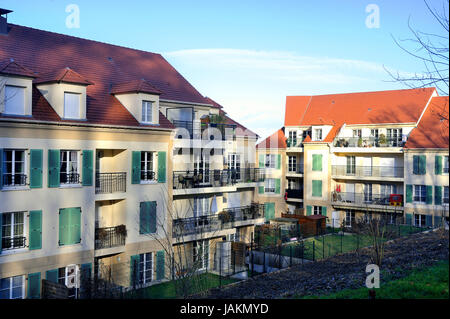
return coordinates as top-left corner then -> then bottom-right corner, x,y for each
331,191 -> 404,212
286,138 -> 303,148
95,172 -> 127,194
286,164 -> 304,175
173,168 -> 264,190
331,165 -> 404,179
172,203 -> 265,238
2,174 -> 27,187
172,120 -> 237,141
333,136 -> 404,148
1,236 -> 26,250
286,188 -> 303,200
95,225 -> 126,250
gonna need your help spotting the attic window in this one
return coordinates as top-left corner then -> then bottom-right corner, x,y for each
142,100 -> 153,123
64,92 -> 80,119
4,85 -> 25,115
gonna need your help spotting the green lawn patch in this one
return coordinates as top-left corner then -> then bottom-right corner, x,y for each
301,260 -> 449,299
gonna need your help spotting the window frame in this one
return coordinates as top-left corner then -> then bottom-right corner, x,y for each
443,156 -> 449,174
443,186 -> 449,205
60,150 -> 80,185
193,240 -> 209,271
264,154 -> 276,169
413,185 -> 427,203
345,211 -> 355,227
313,128 -> 322,141
63,92 -> 81,119
4,85 -> 26,116
264,178 -> 276,193
140,151 -> 156,183
1,211 -> 27,252
288,156 -> 297,172
0,275 -> 25,299
138,252 -> 154,285
2,149 -> 27,188
313,206 -> 322,215
141,100 -> 153,124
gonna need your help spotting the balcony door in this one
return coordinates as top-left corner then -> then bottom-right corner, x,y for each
346,156 -> 355,175
363,157 -> 372,176
194,153 -> 210,184
364,184 -> 373,203
228,153 -> 241,180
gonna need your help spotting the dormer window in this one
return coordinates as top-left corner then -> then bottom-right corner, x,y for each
142,100 -> 153,123
4,85 -> 25,115
64,92 -> 81,119
313,128 -> 322,141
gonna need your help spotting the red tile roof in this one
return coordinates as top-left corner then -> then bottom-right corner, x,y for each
110,79 -> 162,95
405,96 -> 449,149
204,97 -> 223,109
34,67 -> 93,85
0,59 -> 36,78
0,23 -> 213,128
256,128 -> 286,149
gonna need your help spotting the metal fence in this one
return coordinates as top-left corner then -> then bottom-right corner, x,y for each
331,165 -> 404,178
95,172 -> 127,194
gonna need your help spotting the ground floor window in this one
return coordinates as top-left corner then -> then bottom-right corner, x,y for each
193,240 -> 209,271
444,186 -> 449,204
313,206 -> 322,215
139,252 -> 154,285
58,265 -> 79,299
414,214 -> 427,227
345,211 -> 355,227
0,275 -> 25,299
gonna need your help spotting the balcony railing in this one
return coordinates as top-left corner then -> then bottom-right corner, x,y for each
173,168 -> 264,190
95,172 -> 127,194
331,165 -> 404,178
172,203 -> 264,237
2,174 -> 27,187
333,136 -> 404,148
286,164 -> 304,174
331,192 -> 403,207
286,138 -> 303,148
95,225 -> 126,250
60,172 -> 80,184
172,120 -> 237,140
1,236 -> 26,250
286,188 -> 303,199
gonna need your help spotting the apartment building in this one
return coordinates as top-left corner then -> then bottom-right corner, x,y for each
257,88 -> 449,228
0,9 -> 263,298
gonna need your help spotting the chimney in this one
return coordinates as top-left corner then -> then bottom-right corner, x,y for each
0,9 -> 13,35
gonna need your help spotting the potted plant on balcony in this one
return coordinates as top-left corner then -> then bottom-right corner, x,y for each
357,137 -> 363,147
97,228 -> 108,241
218,211 -> 231,223
378,133 -> 387,147
116,224 -> 127,237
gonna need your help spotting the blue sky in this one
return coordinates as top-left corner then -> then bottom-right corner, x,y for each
2,0 -> 447,140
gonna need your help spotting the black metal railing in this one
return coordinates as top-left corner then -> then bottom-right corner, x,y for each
95,172 -> 127,194
172,120 -> 237,140
333,136 -> 404,148
331,165 -> 404,178
60,172 -> 80,184
286,164 -> 304,174
286,188 -> 303,199
140,171 -> 155,182
172,203 -> 265,237
1,236 -> 26,250
331,192 -> 403,206
2,174 -> 27,187
95,225 -> 126,250
173,168 -> 264,190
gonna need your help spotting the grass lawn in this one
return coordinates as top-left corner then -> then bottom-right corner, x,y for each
300,260 -> 449,299
125,272 -> 238,299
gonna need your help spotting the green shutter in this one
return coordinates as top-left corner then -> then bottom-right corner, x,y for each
149,201 -> 157,233
413,155 -> 419,174
434,215 -> 442,227
29,210 -> 42,250
131,151 -> 141,184
258,186 -> 264,194
275,179 -> 280,194
406,185 -> 413,203
70,207 -> 82,244
81,263 -> 92,287
435,156 -> 442,175
426,186 -> 433,205
27,272 -> 41,299
264,202 -> 275,221
425,215 -> 433,227
156,250 -> 165,280
140,202 -> 151,234
313,154 -> 322,171
46,269 -> 58,283
130,255 -> 140,286
157,151 -> 166,183
322,206 -> 327,216
306,205 -> 312,216
30,149 -> 43,188
82,150 -> 93,186
259,154 -> 265,168
405,213 -> 412,225
48,150 -> 60,187
59,208 -> 70,246
0,148 -> 3,189
419,155 -> 427,175
312,180 -> 322,197
435,186 -> 442,205
276,154 -> 281,169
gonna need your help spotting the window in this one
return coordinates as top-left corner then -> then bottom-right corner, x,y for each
288,131 -> 297,146
4,85 -> 25,115
141,151 -> 155,181
58,266 -> 78,299
142,101 -> 153,123
193,240 -> 209,270
387,128 -> 402,146
193,196 -> 210,217
414,214 -> 426,227
0,275 -> 25,299
370,129 -> 379,147
288,156 -> 297,172
346,156 -> 355,175
2,149 -> 26,187
1,212 -> 26,250
444,156 -> 449,174
413,185 -> 427,203
313,128 -> 322,141
363,184 -> 372,202
345,211 -> 355,227
64,92 -> 80,119
444,186 -> 449,204
265,154 -> 276,169
387,213 -> 396,225
352,129 -> 362,138
313,206 -> 322,215
265,178 -> 276,193
60,150 -> 79,184
380,184 -> 397,197
302,130 -> 311,140
138,252 -> 153,285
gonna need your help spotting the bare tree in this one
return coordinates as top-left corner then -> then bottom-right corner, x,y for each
386,0 -> 449,100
